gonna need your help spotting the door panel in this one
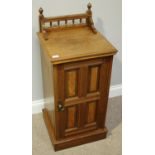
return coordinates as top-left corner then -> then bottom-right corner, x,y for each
87,101 -> 97,124
65,69 -> 79,98
56,57 -> 113,138
66,106 -> 77,129
88,66 -> 100,93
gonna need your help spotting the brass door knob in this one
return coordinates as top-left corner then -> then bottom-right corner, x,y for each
58,101 -> 65,111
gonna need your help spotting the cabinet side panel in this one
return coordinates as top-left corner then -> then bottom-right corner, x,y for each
97,56 -> 113,128
40,45 -> 55,132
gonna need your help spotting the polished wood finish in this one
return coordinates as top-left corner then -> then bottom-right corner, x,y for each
38,3 -> 117,151
37,26 -> 116,64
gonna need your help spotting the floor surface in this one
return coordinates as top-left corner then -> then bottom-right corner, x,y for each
32,96 -> 122,155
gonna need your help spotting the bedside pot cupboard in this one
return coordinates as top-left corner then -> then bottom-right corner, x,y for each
37,3 -> 117,151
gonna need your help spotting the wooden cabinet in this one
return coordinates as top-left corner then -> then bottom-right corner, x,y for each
37,3 -> 117,151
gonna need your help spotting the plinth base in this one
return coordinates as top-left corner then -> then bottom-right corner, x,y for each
42,108 -> 108,151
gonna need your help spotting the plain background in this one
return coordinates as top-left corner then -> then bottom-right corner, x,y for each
0,0 -> 155,155
32,0 -> 122,101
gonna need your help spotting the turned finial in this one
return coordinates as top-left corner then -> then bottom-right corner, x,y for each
86,3 -> 97,34
39,7 -> 44,33
39,8 -> 43,16
87,2 -> 92,10
87,3 -> 92,15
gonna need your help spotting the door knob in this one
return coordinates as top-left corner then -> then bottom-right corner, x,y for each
58,101 -> 65,111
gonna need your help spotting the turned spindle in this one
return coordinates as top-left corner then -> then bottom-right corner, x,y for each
80,18 -> 82,23
50,22 -> 52,27
72,19 -> 75,24
38,3 -> 97,41
58,20 -> 60,26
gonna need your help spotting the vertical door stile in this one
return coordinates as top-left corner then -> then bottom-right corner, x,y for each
57,64 -> 67,138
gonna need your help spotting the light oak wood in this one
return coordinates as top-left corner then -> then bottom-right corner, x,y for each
37,27 -> 117,64
38,3 -> 117,151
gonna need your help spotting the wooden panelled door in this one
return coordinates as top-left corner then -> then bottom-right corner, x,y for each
56,56 -> 113,138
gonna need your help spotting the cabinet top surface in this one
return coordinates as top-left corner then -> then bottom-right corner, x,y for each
37,26 -> 117,64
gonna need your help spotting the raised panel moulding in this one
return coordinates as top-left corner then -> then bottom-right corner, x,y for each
32,84 -> 122,114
